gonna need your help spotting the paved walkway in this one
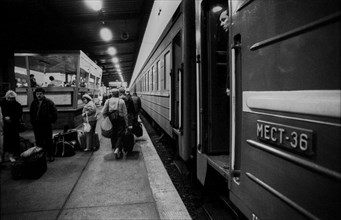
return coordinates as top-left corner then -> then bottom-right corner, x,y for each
0,115 -> 191,220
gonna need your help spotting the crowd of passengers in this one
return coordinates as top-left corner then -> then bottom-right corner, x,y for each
0,87 -> 141,163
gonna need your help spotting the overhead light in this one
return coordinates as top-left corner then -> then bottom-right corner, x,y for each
100,27 -> 113,41
212,6 -> 223,13
108,47 -> 117,55
111,57 -> 119,63
85,0 -> 102,11
115,64 -> 120,69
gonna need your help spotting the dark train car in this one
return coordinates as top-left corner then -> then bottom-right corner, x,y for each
131,0 -> 341,219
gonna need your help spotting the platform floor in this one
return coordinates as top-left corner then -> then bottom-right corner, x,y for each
0,115 -> 191,220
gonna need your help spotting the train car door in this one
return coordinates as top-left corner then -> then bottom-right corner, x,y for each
202,1 -> 230,154
229,0 -> 341,219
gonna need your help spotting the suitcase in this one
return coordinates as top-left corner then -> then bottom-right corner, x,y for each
122,132 -> 134,153
93,133 -> 100,150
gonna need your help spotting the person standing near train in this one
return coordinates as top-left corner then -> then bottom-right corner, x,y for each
119,87 -> 135,127
131,92 -> 141,122
81,94 -> 97,151
0,90 -> 23,162
30,87 -> 58,162
102,89 -> 128,159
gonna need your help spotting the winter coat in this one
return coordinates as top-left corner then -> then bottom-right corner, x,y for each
30,97 -> 57,126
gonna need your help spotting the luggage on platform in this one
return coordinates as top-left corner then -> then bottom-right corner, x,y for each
54,141 -> 75,157
122,131 -> 134,153
12,147 -> 47,180
101,116 -> 113,138
132,121 -> 143,137
19,136 -> 34,154
78,131 -> 87,150
54,130 -> 80,150
93,133 -> 100,150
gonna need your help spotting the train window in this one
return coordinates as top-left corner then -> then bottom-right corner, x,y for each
164,51 -> 171,90
153,65 -> 157,91
14,56 -> 29,88
149,69 -> 153,91
157,60 -> 163,91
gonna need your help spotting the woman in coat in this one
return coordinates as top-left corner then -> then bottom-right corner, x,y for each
1,90 -> 23,162
82,94 -> 97,151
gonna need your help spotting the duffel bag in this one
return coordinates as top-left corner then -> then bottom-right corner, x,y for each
11,159 -> 26,180
55,141 -> 75,157
101,116 -> 113,138
12,150 -> 47,180
132,122 -> 143,137
25,150 -> 47,179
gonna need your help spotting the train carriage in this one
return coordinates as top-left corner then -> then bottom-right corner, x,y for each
131,0 -> 340,219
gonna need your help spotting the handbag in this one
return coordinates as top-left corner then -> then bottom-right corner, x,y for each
101,116 -> 113,138
83,112 -> 91,133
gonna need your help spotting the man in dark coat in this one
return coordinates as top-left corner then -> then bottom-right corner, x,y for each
131,92 -> 141,122
119,87 -> 135,127
30,87 -> 58,162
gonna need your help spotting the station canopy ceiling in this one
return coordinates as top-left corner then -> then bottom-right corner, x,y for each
2,0 -> 154,86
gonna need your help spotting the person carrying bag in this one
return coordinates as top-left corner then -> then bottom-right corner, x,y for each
81,94 -> 97,152
102,89 -> 128,159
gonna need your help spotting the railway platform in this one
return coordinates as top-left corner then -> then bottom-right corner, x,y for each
0,115 -> 191,220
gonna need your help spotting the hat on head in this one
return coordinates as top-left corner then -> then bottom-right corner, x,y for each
82,94 -> 92,101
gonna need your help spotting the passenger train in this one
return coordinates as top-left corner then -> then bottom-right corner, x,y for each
130,0 -> 341,219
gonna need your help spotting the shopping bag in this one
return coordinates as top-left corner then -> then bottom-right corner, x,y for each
83,113 -> 91,133
101,116 -> 113,138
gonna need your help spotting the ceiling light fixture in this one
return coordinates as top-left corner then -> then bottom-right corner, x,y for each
108,47 -> 117,56
212,6 -> 223,13
85,0 -> 102,11
100,26 -> 112,42
111,57 -> 119,63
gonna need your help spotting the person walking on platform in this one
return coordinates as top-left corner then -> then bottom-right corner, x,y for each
119,87 -> 135,127
0,90 -> 23,162
82,94 -> 97,151
30,87 -> 58,162
102,89 -> 128,159
131,92 -> 141,122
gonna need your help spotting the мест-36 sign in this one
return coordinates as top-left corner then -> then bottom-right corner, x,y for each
256,120 -> 314,157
